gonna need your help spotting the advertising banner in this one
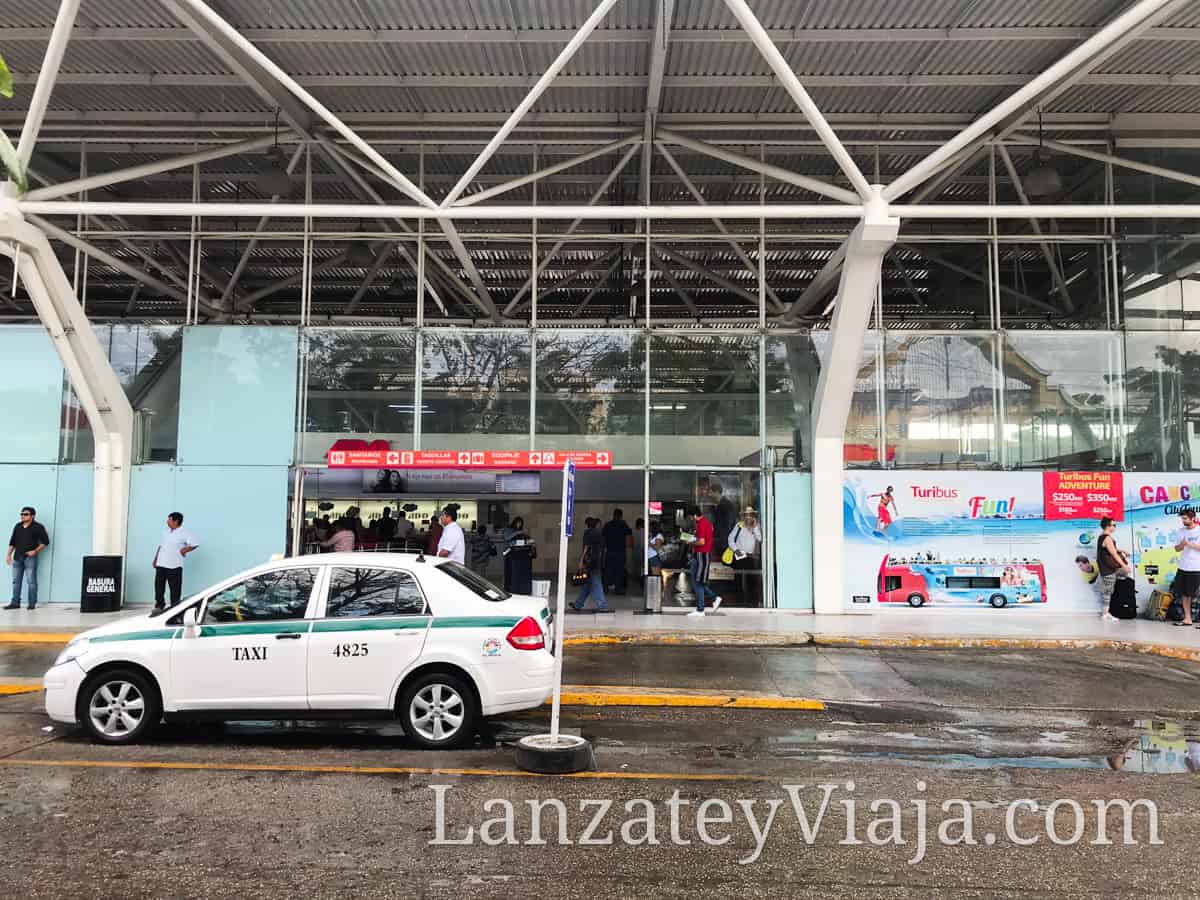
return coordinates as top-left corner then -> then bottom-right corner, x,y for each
327,449 -> 613,470
1043,471 -> 1124,521
843,471 -> 1125,614
843,470 -> 1200,614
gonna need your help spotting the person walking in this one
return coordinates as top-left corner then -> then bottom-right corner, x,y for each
728,507 -> 763,605
685,504 -> 721,617
152,512 -> 198,612
571,517 -> 609,612
1173,508 -> 1200,627
601,508 -> 632,594
376,507 -> 398,544
436,507 -> 466,564
5,506 -> 50,610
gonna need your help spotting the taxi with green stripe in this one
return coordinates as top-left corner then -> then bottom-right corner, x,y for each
43,553 -> 555,749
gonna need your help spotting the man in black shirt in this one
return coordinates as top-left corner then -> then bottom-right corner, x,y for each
6,506 -> 50,610
601,509 -> 632,595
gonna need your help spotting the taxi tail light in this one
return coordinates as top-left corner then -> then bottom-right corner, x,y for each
506,616 -> 545,651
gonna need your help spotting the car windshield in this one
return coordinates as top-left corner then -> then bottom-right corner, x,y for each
438,561 -> 511,602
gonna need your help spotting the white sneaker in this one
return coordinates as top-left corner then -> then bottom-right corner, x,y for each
1101,612 -> 1117,622
687,610 -> 705,618
711,597 -> 722,612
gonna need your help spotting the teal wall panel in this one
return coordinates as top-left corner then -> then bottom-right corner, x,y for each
0,465 -> 60,603
48,464 -> 94,605
0,326 -> 63,462
773,472 -> 813,610
125,464 -> 288,605
125,465 -> 179,605
177,326 -> 298,466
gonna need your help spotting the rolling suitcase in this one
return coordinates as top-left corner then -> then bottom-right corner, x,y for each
1109,576 -> 1137,620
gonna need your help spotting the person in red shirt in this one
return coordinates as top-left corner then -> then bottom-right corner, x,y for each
686,504 -> 722,617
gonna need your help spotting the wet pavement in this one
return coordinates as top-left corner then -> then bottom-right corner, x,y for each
2,646 -> 1199,896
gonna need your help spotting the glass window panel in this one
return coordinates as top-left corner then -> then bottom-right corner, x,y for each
421,328 -> 530,450
300,329 -> 416,464
649,334 -> 759,466
1001,332 -> 1122,470
811,330 -> 885,469
884,333 -> 999,468
62,325 -> 183,463
1121,239 -> 1200,332
1124,331 -> 1200,471
535,329 -> 646,465
765,334 -> 819,469
326,568 -> 426,617
204,568 -> 318,622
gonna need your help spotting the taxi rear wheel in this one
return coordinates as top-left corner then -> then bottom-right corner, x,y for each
78,669 -> 160,745
400,672 -> 477,750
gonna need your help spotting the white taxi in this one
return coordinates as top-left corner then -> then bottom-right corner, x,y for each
43,553 -> 556,749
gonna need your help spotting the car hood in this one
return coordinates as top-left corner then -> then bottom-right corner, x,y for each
71,610 -> 173,643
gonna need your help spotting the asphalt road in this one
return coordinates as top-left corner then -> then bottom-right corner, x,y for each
1,647 -> 1198,897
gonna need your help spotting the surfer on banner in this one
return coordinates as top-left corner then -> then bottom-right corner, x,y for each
869,486 -> 899,533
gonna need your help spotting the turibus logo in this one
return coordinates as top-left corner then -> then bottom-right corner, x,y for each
910,486 -> 959,499
968,496 -> 1016,519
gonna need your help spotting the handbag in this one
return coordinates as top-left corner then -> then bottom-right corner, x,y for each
721,526 -> 741,565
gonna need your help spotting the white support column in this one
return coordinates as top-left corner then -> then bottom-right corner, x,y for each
0,189 -> 134,567
15,0 -> 81,170
811,189 -> 898,615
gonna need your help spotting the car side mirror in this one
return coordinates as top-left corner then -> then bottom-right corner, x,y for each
182,607 -> 200,638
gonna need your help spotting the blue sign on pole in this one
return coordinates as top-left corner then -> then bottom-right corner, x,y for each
564,460 -> 576,537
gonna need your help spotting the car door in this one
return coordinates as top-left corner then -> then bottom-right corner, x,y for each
170,565 -> 320,711
308,565 -> 430,710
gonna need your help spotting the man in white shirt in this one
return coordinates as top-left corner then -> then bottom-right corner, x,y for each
436,507 -> 466,565
152,511 -> 198,611
1173,508 -> 1200,627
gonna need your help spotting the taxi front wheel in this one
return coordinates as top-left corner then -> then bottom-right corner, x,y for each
400,672 -> 478,750
77,669 -> 161,745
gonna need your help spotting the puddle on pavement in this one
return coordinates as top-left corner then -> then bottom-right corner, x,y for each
764,717 -> 1200,775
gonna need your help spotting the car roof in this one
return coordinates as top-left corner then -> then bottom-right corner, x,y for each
285,552 -> 448,568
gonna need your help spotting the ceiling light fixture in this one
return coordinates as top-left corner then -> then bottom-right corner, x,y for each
254,110 -> 293,197
1022,109 -> 1061,198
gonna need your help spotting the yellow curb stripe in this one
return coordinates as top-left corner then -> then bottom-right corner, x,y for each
555,687 -> 824,710
813,634 -> 1200,663
0,685 -> 40,695
0,758 -> 767,783
0,632 -> 76,644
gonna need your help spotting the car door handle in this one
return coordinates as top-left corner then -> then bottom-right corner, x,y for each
275,633 -> 303,640
394,630 -> 421,637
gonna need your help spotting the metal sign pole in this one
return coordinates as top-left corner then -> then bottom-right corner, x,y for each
549,458 -> 574,742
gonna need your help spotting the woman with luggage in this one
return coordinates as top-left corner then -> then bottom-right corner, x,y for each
1096,517 -> 1132,622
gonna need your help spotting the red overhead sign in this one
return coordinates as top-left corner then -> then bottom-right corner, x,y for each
1043,471 -> 1124,521
326,449 -> 613,470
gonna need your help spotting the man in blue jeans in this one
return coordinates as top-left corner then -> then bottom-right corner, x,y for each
6,506 -> 50,610
685,505 -> 722,618
571,517 -> 609,612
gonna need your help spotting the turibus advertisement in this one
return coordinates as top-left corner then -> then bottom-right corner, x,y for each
844,471 -> 1188,615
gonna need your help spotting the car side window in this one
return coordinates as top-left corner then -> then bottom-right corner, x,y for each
326,568 -> 427,618
204,568 -> 319,623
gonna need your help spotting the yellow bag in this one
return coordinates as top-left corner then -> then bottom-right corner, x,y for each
721,547 -> 735,565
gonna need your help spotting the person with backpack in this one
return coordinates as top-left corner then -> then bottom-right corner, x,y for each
1096,516 -> 1132,622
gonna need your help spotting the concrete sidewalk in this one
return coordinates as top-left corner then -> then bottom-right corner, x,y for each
4,604 -> 1200,661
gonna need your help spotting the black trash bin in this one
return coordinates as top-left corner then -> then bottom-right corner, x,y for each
81,555 -> 123,612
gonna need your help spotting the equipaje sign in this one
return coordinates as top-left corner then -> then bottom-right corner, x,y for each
326,449 -> 613,470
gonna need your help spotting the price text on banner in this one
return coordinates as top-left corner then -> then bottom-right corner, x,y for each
326,449 -> 613,470
1042,471 -> 1124,521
